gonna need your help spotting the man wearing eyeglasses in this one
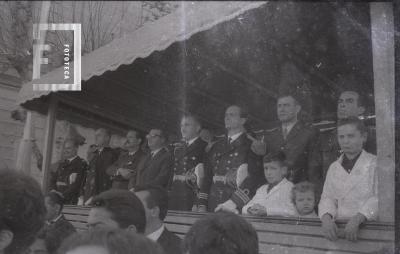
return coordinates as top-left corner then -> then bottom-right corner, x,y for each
130,129 -> 173,189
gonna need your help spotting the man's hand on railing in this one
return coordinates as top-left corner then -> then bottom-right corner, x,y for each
197,205 -> 207,213
215,199 -> 239,214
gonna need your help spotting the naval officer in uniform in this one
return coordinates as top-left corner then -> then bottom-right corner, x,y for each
197,105 -> 264,213
168,114 -> 207,211
49,138 -> 87,205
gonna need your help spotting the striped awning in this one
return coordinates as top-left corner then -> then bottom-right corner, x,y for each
17,1 -> 266,107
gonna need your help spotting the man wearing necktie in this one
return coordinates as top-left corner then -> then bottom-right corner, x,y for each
197,105 -> 264,213
107,130 -> 147,190
80,128 -> 120,205
168,114 -> 207,211
49,138 -> 87,205
132,128 -> 173,189
250,92 -> 319,184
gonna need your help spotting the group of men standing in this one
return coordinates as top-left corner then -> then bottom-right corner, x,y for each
49,88 -> 375,214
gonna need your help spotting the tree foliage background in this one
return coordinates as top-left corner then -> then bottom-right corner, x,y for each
0,1 -> 181,82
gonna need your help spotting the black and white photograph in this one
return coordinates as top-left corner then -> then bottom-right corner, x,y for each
0,1 -> 396,254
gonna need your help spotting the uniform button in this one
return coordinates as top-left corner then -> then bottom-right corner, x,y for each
184,168 -> 186,171
214,166 -> 218,170
230,154 -> 233,157
226,167 -> 229,170
174,167 -> 177,170
227,161 -> 231,164
216,160 -> 220,163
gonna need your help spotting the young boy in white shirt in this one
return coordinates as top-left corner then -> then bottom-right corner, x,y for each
319,117 -> 378,242
242,151 -> 297,217
292,181 -> 318,218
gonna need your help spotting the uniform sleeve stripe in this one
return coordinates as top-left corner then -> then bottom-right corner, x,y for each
234,189 -> 250,203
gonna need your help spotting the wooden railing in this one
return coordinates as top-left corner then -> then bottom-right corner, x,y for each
62,205 -> 394,254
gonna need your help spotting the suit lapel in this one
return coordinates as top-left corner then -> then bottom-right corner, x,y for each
285,121 -> 302,142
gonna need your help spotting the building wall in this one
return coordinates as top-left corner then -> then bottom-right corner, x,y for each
0,72 -> 47,183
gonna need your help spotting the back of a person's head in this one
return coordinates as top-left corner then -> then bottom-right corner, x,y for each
91,189 -> 146,233
135,184 -> 169,221
46,190 -> 65,213
57,228 -> 165,254
183,212 -> 259,254
0,169 -> 46,254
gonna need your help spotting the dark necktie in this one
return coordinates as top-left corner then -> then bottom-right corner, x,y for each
282,127 -> 288,140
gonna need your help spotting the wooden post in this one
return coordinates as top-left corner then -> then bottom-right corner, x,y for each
370,3 -> 395,222
41,95 -> 58,192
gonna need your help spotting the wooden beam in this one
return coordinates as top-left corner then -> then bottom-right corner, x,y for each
41,94 -> 58,192
370,2 -> 395,223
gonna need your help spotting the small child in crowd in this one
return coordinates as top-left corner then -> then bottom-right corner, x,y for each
242,151 -> 296,217
292,181 -> 318,218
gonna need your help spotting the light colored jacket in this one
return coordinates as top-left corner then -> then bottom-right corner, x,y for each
318,150 -> 378,221
242,178 -> 297,217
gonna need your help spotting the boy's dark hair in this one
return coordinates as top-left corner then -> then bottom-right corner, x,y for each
0,169 -> 46,254
337,116 -> 367,134
183,212 -> 258,254
263,151 -> 287,167
135,184 -> 169,221
58,228 -> 164,254
46,190 -> 65,214
291,181 -> 316,204
91,190 -> 146,233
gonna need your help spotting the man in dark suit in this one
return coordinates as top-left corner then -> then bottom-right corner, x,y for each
169,114 -> 208,211
251,93 -> 319,184
107,130 -> 146,190
131,128 -> 173,189
81,128 -> 120,205
310,89 -> 377,197
135,185 -> 182,254
49,138 -> 87,205
197,105 -> 264,213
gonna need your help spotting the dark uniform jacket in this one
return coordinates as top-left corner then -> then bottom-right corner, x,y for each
106,149 -> 147,190
198,133 -> 264,212
131,147 -> 173,189
262,121 -> 319,184
309,124 -> 376,198
168,137 -> 207,211
157,228 -> 183,254
82,147 -> 120,202
49,156 -> 87,204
